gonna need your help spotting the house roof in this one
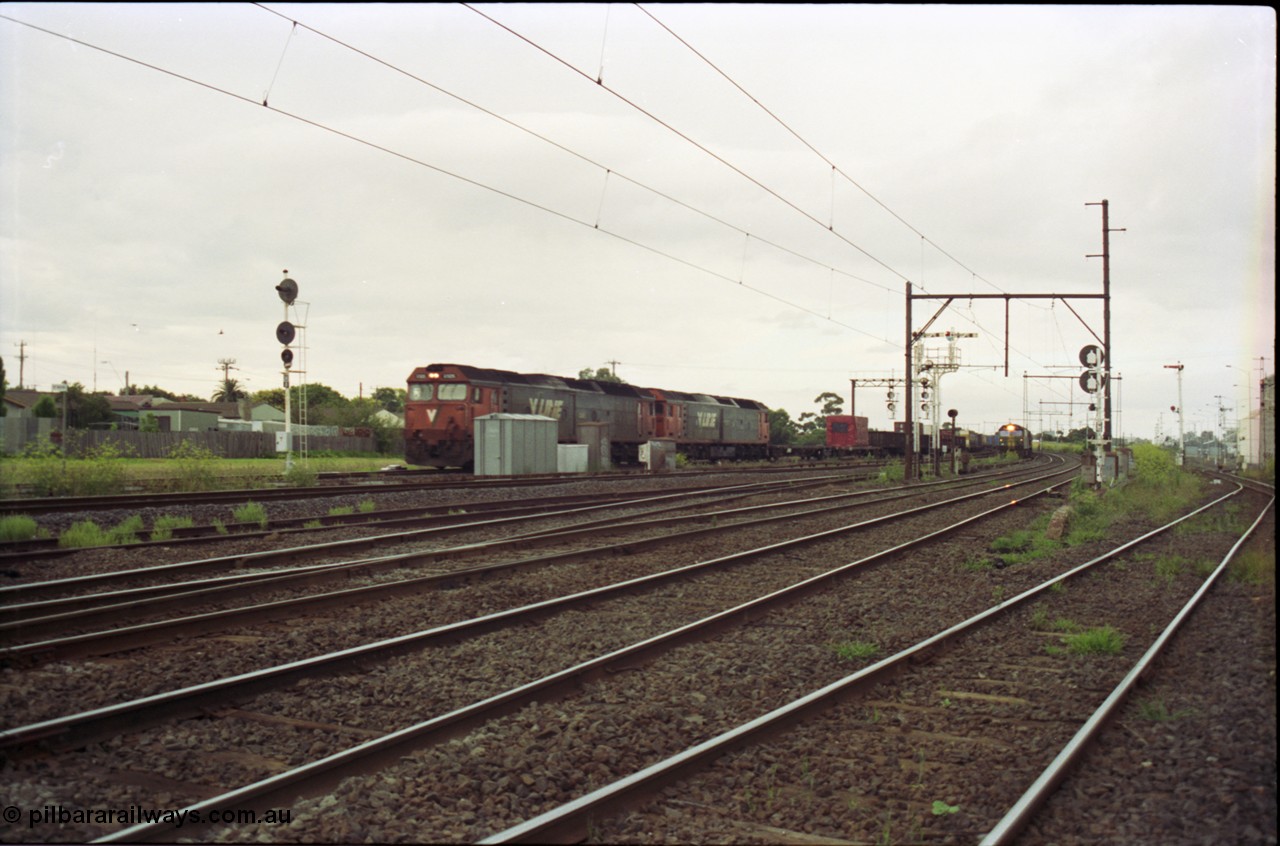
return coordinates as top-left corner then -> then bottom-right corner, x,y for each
146,401 -> 242,417
2,390 -> 43,410
2,391 -> 283,422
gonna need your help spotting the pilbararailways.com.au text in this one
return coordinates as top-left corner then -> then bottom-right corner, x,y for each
10,804 -> 292,829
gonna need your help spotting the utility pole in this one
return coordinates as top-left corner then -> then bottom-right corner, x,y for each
14,340 -> 27,388
1086,200 -> 1124,447
606,359 -> 621,379
1214,394 -> 1227,468
217,357 -> 238,388
904,283 -> 915,480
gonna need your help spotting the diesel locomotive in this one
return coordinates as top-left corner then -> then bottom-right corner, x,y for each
404,363 -> 770,468
996,422 -> 1033,456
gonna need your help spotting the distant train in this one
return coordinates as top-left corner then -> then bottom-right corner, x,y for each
823,415 -> 932,457
825,416 -> 1033,459
402,363 -> 1032,470
996,422 -> 1033,456
404,363 -> 770,468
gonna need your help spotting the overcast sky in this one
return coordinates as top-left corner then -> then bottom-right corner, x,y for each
2,3 -> 1274,442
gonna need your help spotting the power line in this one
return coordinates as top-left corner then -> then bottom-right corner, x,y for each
461,3 -> 915,287
635,3 -> 1009,297
1,10 -> 898,350
459,3 -> 1067,377
628,5 -> 1104,381
252,4 -> 895,297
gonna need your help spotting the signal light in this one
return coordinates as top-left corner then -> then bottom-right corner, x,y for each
276,275 -> 298,305
281,348 -> 294,367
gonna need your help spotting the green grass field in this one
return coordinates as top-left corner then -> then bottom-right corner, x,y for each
0,452 -> 409,497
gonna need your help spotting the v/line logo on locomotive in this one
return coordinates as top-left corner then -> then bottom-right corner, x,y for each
527,398 -> 566,418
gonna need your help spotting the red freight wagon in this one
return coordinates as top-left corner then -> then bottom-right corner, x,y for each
824,415 -> 870,450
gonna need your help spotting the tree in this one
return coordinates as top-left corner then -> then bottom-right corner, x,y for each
795,412 -> 826,445
579,366 -> 626,384
251,388 -> 285,410
134,384 -> 202,402
287,383 -> 348,425
784,391 -> 844,447
1065,426 -> 1095,444
212,378 -> 246,402
767,408 -> 798,445
62,383 -> 114,429
1,355 -> 7,417
814,391 -> 844,416
371,386 -> 405,414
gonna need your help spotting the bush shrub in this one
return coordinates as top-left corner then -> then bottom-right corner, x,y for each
0,515 -> 39,542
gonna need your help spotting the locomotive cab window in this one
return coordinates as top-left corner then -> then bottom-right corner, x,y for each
437,383 -> 467,401
409,384 -> 433,401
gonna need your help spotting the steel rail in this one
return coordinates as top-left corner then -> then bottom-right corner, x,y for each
1,460 -> 1028,620
3,462 -> 1076,755
477,482 -> 1249,844
86,475 -> 1080,843
1,473 -> 869,635
979,489 -> 1275,844
0,471 -> 884,561
0,463 -> 877,515
0,484 -> 748,559
2,459 -> 1067,658
0,475 -> 838,605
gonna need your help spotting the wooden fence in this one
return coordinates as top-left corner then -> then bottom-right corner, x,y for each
2,425 -> 380,459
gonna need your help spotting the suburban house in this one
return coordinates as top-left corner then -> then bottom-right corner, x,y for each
131,399 -> 286,433
1,392 -> 287,454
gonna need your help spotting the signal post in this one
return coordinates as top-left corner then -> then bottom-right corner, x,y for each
275,272 -> 299,472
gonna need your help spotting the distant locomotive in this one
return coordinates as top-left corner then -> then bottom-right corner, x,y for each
404,363 -> 770,468
996,423 -> 1032,456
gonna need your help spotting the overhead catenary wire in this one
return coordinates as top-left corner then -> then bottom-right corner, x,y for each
261,19 -> 296,106
0,10 -> 898,350
250,4 -> 895,297
462,2 -> 916,288
631,4 -> 1106,382
634,3 -> 1009,297
468,3 -> 1070,380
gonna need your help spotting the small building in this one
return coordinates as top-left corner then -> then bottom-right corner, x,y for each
475,414 -> 557,476
141,399 -> 285,432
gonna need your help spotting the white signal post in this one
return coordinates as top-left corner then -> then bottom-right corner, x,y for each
276,272 -> 300,473
915,330 -> 976,475
1077,345 -> 1107,484
1164,363 -> 1185,465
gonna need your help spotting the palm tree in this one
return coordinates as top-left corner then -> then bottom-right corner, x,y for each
212,378 -> 246,402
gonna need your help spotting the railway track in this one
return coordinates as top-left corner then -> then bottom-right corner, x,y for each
0,465 -> 901,566
0,461 -> 887,517
1,459 -> 1069,726
2,460 -> 1269,844
0,471 -> 858,595
142,481 -> 1273,844
0,460 -> 1059,664
496,487 -> 1273,845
